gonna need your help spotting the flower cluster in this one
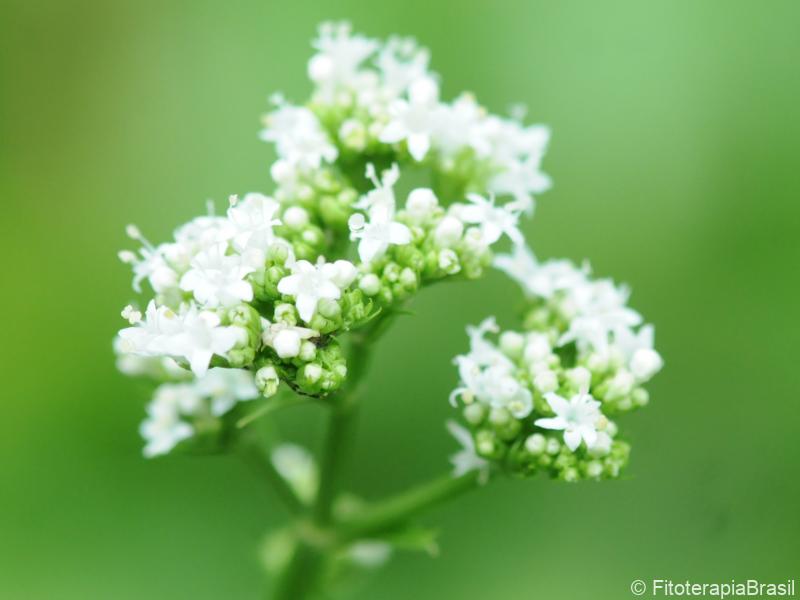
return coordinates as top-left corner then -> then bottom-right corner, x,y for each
448,245 -> 662,482
116,23 -> 550,457
262,21 -> 551,216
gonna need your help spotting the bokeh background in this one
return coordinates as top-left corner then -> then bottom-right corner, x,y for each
2,1 -> 798,598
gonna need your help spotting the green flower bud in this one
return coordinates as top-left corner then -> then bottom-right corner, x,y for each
256,364 -> 280,398
524,433 -> 547,455
274,303 -> 298,325
298,340 -> 316,362
463,402 -> 486,425
317,298 -> 341,319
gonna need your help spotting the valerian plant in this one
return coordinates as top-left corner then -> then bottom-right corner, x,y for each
115,22 -> 662,599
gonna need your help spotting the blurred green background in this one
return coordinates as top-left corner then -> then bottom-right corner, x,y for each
2,1 -> 798,598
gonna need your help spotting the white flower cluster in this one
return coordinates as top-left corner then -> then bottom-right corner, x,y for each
261,21 -> 551,214
117,24 -> 552,459
140,368 -> 258,457
448,245 -> 662,482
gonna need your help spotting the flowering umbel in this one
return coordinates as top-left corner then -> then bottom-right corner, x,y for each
114,21 -> 661,597
447,245 -> 662,482
115,22 -> 550,457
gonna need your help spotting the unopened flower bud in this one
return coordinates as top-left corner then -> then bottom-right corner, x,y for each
283,206 -> 309,229
256,365 -> 280,398
499,331 -> 524,358
434,216 -> 463,247
359,273 -> 381,296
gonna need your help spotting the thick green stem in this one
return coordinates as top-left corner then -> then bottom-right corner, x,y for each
335,471 -> 481,543
272,324 -> 377,599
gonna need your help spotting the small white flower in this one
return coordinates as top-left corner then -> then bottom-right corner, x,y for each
446,420 -> 489,483
260,104 -> 337,169
376,36 -> 430,98
194,367 -> 259,416
227,193 -> 281,252
535,389 -> 603,452
354,163 -> 400,216
167,306 -> 244,376
179,243 -> 255,308
118,300 -> 184,356
379,77 -> 440,161
140,384 -> 197,458
307,21 -> 378,94
276,259 -> 344,323
454,194 -> 523,246
348,209 -> 411,263
614,324 -> 663,381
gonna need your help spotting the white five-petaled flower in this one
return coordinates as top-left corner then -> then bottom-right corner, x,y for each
227,193 -> 282,252
168,307 -> 244,376
307,21 -> 378,93
455,194 -> 524,246
446,420 -> 490,484
348,209 -> 411,263
494,244 -> 589,300
140,384 -> 197,458
277,259 -> 354,323
535,389 -> 604,452
179,243 -> 255,308
614,324 -> 663,381
118,300 -> 184,355
260,104 -> 337,169
194,367 -> 259,416
379,77 -> 440,161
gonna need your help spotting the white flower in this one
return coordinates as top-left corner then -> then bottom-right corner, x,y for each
118,300 -> 184,355
354,163 -> 400,216
276,259 -> 344,323
446,420 -> 489,483
227,193 -> 281,252
348,209 -> 411,263
379,77 -> 440,161
261,319 -> 318,359
454,194 -> 523,246
434,93 -> 485,157
173,215 -> 235,254
488,154 -> 552,214
559,280 -> 642,352
535,389 -> 603,451
179,243 -> 255,307
140,384 -> 197,458
260,104 -> 337,169
494,245 -> 589,299
614,324 -> 663,381
167,306 -> 244,376
308,21 -> 378,94
376,36 -> 430,98
194,367 -> 259,416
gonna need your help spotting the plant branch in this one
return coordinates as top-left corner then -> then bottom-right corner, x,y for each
334,471 -> 481,543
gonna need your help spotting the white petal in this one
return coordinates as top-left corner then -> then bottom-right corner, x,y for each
407,133 -> 430,161
564,429 -> 582,451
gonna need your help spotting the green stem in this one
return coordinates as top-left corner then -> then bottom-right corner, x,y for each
272,321 -> 378,599
335,471 -> 481,543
